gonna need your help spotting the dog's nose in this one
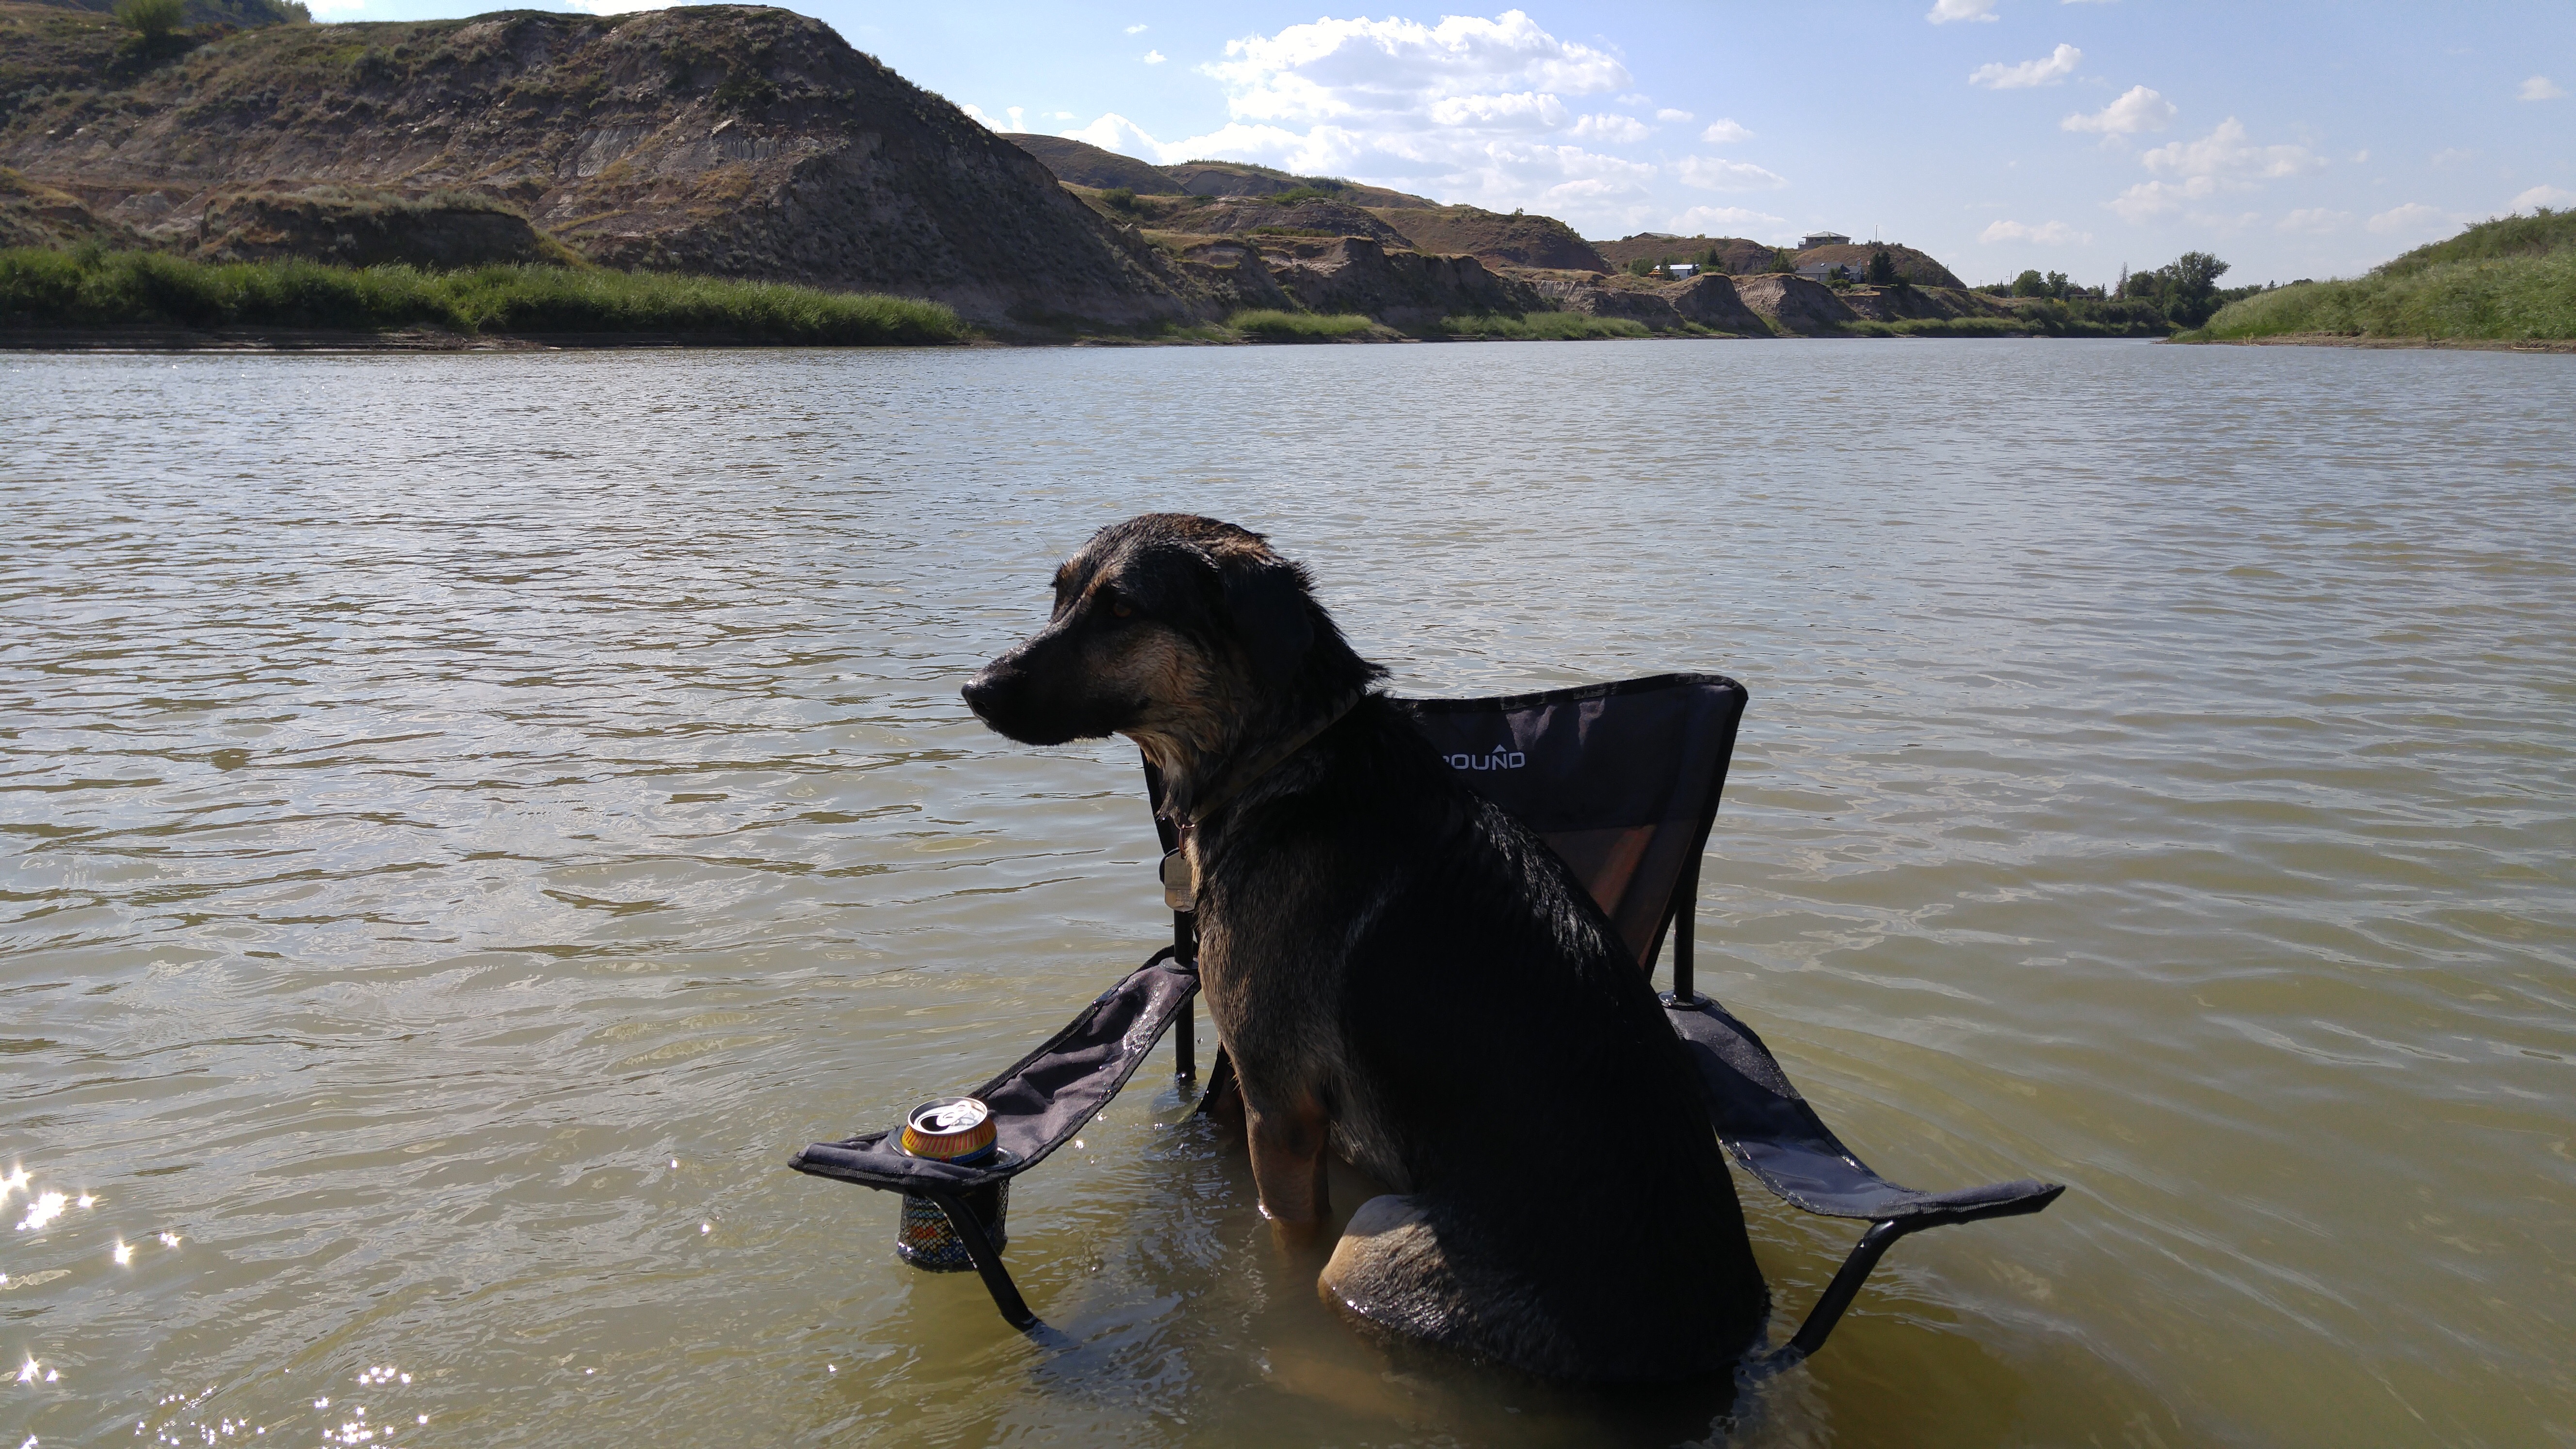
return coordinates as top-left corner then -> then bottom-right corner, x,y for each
960,668 -> 1004,721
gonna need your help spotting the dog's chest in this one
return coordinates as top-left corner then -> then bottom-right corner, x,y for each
1195,902 -> 1348,1085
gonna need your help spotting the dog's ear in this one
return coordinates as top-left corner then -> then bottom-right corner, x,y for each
1222,557 -> 1314,681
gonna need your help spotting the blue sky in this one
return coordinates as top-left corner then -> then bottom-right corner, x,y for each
335,0 -> 2572,287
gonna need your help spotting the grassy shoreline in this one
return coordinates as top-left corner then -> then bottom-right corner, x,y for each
0,248 -> 967,345
2185,209 -> 2574,345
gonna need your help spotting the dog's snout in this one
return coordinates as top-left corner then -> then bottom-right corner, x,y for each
961,662 -> 1014,723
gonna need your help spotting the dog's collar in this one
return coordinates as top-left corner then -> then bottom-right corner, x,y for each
1155,691 -> 1362,913
1166,690 -> 1363,830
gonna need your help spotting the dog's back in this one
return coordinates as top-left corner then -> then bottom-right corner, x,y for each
1202,699 -> 1769,1382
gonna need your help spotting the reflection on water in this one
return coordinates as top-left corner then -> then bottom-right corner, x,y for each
2,341 -> 2572,1448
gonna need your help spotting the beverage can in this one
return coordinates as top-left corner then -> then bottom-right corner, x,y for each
901,1097 -> 997,1164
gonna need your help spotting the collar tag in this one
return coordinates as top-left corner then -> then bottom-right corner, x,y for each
1159,848 -> 1195,913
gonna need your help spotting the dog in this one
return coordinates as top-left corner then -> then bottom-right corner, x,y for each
961,514 -> 1769,1383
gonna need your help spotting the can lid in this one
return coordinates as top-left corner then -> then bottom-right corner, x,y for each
908,1097 -> 989,1135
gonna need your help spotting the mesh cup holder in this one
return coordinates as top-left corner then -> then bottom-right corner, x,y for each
894,1150 -> 1016,1272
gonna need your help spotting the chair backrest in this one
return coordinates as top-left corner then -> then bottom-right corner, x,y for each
1141,673 -> 1748,974
1399,673 -> 1748,970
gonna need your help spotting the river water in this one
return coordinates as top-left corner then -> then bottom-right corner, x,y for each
2,338 -> 2570,1448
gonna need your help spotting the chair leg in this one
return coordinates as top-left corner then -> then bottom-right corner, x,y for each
1759,1218 -> 1916,1372
923,1190 -> 1039,1333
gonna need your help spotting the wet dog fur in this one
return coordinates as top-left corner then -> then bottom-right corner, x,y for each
961,514 -> 1769,1383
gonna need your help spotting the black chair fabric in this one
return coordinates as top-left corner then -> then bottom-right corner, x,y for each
1667,995 -> 2062,1224
789,953 -> 1198,1192
1401,674 -> 1745,969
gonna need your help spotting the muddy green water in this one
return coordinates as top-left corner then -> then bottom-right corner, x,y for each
3,340 -> 2571,1448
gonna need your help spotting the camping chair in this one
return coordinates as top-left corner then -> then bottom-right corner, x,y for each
789,673 -> 2063,1371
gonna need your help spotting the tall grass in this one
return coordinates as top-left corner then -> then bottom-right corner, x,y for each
1227,309 -> 1380,340
0,248 -> 966,344
1439,312 -> 1649,340
2196,249 -> 2576,341
2196,209 -> 2576,341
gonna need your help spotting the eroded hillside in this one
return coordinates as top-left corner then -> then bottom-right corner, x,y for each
0,4 -> 1199,325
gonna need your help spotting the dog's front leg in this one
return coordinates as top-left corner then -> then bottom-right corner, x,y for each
1244,1092 -> 1331,1247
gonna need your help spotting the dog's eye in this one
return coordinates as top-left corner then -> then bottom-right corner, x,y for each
1111,600 -> 1135,619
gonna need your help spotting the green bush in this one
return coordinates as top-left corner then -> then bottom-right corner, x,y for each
0,249 -> 966,344
113,0 -> 184,37
1227,309 -> 1379,340
2195,210 -> 2576,341
1439,312 -> 1650,340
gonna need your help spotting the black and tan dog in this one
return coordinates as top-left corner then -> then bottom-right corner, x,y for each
961,513 -> 1768,1383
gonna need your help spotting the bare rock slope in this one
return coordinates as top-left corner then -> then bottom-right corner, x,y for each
1266,236 -> 1539,328
1367,206 -> 1606,272
0,5 -> 1199,325
192,186 -> 575,268
1731,274 -> 1860,333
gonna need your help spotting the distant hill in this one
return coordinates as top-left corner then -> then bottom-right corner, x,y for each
999,135 -> 1441,209
1013,137 -> 1605,272
1005,134 -> 1171,193
0,4 -> 1200,327
1594,234 -> 1777,272
1367,207 -> 1606,271
1145,195 -> 1412,247
26,0 -> 306,32
1591,232 -> 1964,287
1792,242 -> 1963,290
1162,161 -> 1437,209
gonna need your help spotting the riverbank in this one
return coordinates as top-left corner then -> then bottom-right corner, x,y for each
0,257 -> 2153,349
0,247 -> 966,345
2186,209 -> 2574,346
2179,333 -> 2576,354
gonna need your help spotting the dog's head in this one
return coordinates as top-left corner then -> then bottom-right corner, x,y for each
962,514 -> 1376,774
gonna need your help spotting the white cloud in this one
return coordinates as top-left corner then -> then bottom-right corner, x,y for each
1676,156 -> 1788,191
1057,10 -> 1743,232
1571,113 -> 1652,143
1980,218 -> 2091,244
2519,75 -> 2566,101
2431,147 -> 2477,168
2511,184 -> 2576,211
2062,84 -> 2174,134
1126,23 -> 1148,34
1054,111 -> 1076,121
2276,208 -> 2351,233
1667,206 -> 1788,241
564,0 -> 666,12
1204,10 -> 1629,124
2106,179 -> 2201,221
2106,120 -> 2321,222
1143,49 -> 1165,64
2141,118 -> 2322,183
1970,43 -> 2081,89
1700,119 -> 1753,145
1062,112 -> 1171,157
2366,202 -> 2465,240
1656,108 -> 1694,123
1927,0 -> 1998,23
